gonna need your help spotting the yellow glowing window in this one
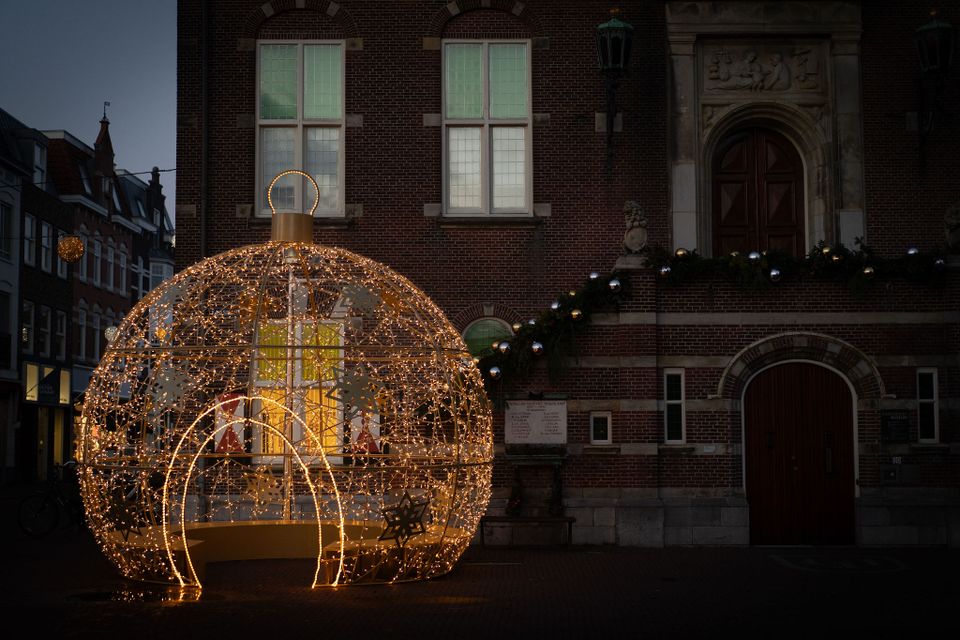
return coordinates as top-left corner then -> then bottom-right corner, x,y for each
25,363 -> 39,401
257,388 -> 288,455
256,323 -> 287,381
301,322 -> 341,382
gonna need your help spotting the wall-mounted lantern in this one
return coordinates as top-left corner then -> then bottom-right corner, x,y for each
914,9 -> 957,173
596,8 -> 633,170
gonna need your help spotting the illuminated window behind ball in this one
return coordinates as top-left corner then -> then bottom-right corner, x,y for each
77,172 -> 493,588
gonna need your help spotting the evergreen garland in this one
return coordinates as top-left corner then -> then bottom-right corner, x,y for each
648,240 -> 947,296
478,273 -> 627,387
478,242 -> 949,389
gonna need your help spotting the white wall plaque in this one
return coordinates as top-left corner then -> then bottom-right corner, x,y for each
505,400 -> 567,445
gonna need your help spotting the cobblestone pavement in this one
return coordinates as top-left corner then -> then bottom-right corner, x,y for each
2,488 -> 957,638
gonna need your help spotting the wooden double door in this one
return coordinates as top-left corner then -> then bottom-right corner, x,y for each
713,127 -> 805,257
744,363 -> 855,545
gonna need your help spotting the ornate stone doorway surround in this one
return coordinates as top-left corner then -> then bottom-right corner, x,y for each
666,2 -> 865,255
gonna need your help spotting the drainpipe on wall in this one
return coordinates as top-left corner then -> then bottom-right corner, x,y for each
199,0 -> 209,259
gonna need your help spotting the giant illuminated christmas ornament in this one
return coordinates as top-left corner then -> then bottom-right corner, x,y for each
77,171 -> 493,588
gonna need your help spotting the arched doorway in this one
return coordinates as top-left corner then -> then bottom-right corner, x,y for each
744,362 -> 855,545
712,127 -> 805,257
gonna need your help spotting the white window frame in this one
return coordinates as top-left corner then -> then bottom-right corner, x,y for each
119,250 -> 128,295
0,201 -> 12,261
79,164 -> 93,196
664,368 -> 686,444
21,300 -> 34,355
76,306 -> 86,362
589,411 -> 613,445
106,243 -> 115,291
253,316 -> 345,465
92,238 -> 102,286
111,181 -> 122,213
55,310 -> 66,361
56,230 -> 68,279
132,255 -> 143,299
917,368 -> 939,444
23,213 -> 36,266
34,144 -> 46,185
38,305 -> 51,357
255,39 -> 346,218
40,222 -> 52,273
441,39 -> 533,216
76,231 -> 88,281
90,311 -> 101,363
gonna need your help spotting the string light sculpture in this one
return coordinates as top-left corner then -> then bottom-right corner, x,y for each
77,171 -> 493,588
57,234 -> 85,263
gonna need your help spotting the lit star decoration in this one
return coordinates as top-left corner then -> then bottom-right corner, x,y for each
243,467 -> 283,508
75,175 -> 493,589
379,491 -> 429,548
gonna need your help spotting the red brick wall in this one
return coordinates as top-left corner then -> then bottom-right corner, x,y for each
177,1 -> 958,498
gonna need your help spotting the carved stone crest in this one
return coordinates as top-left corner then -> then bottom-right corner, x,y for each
623,201 -> 648,254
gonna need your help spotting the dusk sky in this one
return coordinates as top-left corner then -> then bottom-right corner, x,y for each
0,0 -> 177,224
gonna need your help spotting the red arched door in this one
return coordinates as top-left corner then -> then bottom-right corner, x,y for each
744,363 -> 855,545
713,128 -> 805,257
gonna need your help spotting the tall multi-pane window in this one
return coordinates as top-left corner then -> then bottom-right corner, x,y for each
664,369 -> 686,444
21,300 -> 34,355
34,144 -> 46,185
0,291 -> 10,369
40,222 -> 52,272
0,201 -> 12,260
917,368 -> 939,443
443,40 -> 531,214
56,230 -> 68,279
92,239 -> 102,286
257,41 -> 344,217
106,246 -> 115,291
119,251 -> 128,295
90,312 -> 101,362
23,214 -> 36,266
77,235 -> 88,281
38,305 -> 51,357
75,308 -> 86,361
55,311 -> 66,361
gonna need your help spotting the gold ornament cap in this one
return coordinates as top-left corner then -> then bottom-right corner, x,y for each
268,170 -> 317,243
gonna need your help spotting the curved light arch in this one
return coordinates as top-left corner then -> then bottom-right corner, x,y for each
161,394 -> 346,588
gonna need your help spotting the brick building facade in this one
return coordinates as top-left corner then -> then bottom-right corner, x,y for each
176,1 -> 959,546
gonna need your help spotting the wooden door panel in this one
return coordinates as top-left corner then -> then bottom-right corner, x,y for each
745,363 -> 854,545
718,138 -> 750,172
764,181 -> 798,226
713,128 -> 804,257
718,180 -> 750,226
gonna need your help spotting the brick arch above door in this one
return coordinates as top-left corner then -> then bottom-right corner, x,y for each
716,331 -> 885,401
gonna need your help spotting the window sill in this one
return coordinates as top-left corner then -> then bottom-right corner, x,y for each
659,444 -> 695,455
250,215 -> 354,229
436,215 -> 544,228
583,444 -> 619,455
910,443 -> 950,451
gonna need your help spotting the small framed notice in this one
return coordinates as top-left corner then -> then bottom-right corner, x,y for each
505,401 -> 567,445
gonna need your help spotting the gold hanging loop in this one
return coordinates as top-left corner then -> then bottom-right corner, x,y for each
268,169 -> 319,242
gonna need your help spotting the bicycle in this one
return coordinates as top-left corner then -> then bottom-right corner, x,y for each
18,460 -> 86,538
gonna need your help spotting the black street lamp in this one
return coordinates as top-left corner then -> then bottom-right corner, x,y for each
596,8 -> 633,170
914,9 -> 956,173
